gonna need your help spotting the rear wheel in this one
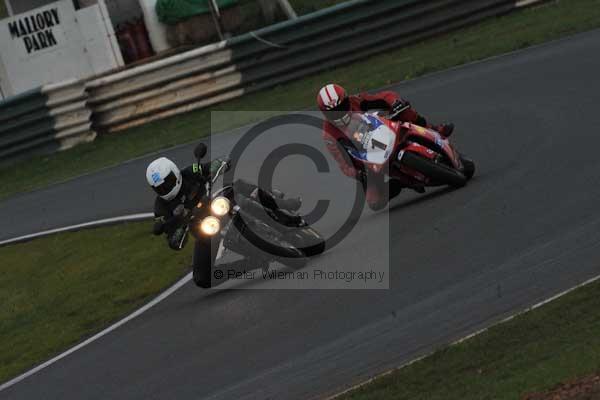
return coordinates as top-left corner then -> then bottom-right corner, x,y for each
400,151 -> 467,188
461,156 -> 476,180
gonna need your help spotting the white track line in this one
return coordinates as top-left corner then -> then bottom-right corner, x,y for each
2,223 -> 599,395
0,272 -> 192,392
327,273 -> 600,399
0,213 -> 154,247
0,212 -> 195,392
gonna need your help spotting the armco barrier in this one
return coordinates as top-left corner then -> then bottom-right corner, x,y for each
0,79 -> 96,162
87,0 -> 547,133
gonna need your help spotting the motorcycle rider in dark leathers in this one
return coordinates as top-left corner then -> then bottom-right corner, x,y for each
146,147 -> 301,287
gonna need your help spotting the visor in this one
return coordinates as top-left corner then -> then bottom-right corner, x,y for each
153,171 -> 178,197
325,97 -> 350,123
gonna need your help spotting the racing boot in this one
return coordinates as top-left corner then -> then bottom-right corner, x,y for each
272,189 -> 302,212
278,196 -> 302,212
257,189 -> 302,212
415,114 -> 454,138
256,189 -> 303,227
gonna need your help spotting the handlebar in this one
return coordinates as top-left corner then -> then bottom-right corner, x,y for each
211,160 -> 229,184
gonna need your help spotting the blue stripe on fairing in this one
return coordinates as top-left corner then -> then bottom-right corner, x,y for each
365,114 -> 383,129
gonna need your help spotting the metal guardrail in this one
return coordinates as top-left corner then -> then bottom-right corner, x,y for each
0,79 -> 96,162
87,0 -> 547,133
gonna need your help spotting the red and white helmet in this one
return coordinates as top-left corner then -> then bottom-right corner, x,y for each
317,83 -> 351,126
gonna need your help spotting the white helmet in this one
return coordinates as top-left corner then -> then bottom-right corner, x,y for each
146,157 -> 182,201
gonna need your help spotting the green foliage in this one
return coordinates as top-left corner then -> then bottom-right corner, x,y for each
0,222 -> 192,383
339,280 -> 600,399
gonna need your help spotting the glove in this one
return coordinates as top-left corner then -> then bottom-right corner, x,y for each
389,100 -> 411,121
222,158 -> 232,172
168,226 -> 188,250
210,158 -> 230,176
173,204 -> 189,218
152,220 -> 165,235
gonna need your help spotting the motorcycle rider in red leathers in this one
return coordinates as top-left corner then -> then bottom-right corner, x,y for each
318,83 -> 454,211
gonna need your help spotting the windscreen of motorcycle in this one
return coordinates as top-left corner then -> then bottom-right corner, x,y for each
347,114 -> 397,165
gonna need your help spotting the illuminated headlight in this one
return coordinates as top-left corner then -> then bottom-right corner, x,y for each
200,216 -> 221,236
210,197 -> 231,217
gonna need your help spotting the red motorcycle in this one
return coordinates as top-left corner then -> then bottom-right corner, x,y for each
345,113 -> 475,189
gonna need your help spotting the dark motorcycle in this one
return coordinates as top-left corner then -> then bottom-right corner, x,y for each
188,144 -> 325,288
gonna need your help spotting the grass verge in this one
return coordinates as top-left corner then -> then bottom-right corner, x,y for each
2,0 -> 600,201
0,222 -> 192,384
338,278 -> 600,400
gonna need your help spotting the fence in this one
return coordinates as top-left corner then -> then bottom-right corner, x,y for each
0,79 -> 95,162
1,0 -> 547,161
86,0 -> 546,133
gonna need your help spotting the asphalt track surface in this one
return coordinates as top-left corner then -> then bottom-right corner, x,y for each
3,30 -> 600,399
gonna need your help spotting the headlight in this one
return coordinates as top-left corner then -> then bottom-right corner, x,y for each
200,216 -> 221,236
210,197 -> 231,217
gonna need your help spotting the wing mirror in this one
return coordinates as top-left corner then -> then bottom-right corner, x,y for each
194,143 -> 207,162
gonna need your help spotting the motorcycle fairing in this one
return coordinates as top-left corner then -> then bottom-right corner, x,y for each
398,142 -> 436,160
401,123 -> 462,169
396,143 -> 433,182
347,113 -> 397,166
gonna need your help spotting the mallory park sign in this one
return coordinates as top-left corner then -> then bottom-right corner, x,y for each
0,0 -> 123,97
7,8 -> 61,54
0,0 -> 94,97
0,0 -> 73,60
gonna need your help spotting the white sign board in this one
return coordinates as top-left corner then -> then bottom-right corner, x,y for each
7,6 -> 66,57
0,0 -> 123,97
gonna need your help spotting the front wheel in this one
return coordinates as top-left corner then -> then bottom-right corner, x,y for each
192,238 -> 218,288
400,151 -> 467,188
